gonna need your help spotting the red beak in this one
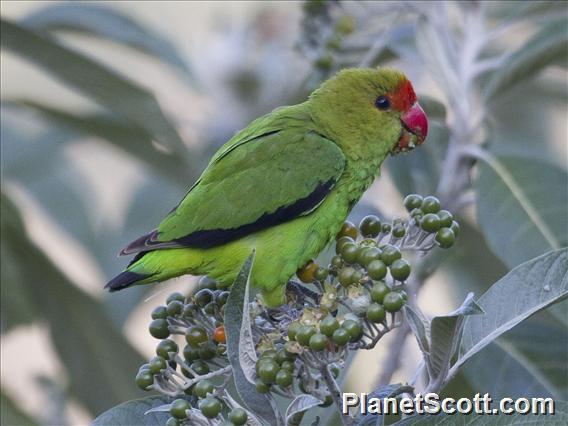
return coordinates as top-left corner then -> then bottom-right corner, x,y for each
401,102 -> 428,145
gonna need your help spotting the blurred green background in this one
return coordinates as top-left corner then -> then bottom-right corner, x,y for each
1,1 -> 566,424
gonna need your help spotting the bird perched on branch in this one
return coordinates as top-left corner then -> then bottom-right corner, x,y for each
106,67 -> 428,306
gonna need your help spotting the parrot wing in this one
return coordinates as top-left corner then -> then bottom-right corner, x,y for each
121,112 -> 346,254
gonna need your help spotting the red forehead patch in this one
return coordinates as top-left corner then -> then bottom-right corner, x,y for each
388,79 -> 416,111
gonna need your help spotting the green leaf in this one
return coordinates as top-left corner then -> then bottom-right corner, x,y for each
395,401 -> 567,425
225,253 -> 284,426
428,294 -> 484,391
285,395 -> 324,426
454,249 -> 568,381
1,392 -> 38,426
485,19 -> 568,100
6,101 -> 189,185
0,19 -> 186,157
21,3 -> 195,85
1,191 -> 147,416
498,310 -> 568,399
404,305 -> 431,354
355,384 -> 412,426
92,396 -> 178,426
461,339 -> 558,400
475,153 -> 567,268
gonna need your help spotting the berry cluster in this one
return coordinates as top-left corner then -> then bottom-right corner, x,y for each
136,278 -> 241,425
135,194 -> 459,424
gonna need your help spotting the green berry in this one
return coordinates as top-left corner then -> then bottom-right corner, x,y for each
309,333 -> 328,351
215,291 -> 230,306
186,325 -> 208,347
390,259 -> 411,281
314,266 -> 329,281
259,349 -> 277,360
366,303 -> 386,323
255,379 -> 270,393
258,360 -> 279,383
421,213 -> 441,232
410,208 -> 423,219
281,360 -> 295,372
275,369 -> 294,387
392,225 -> 406,238
194,289 -> 213,306
149,319 -> 170,339
296,325 -> 316,346
199,397 -> 222,419
335,236 -> 355,253
367,259 -> 387,280
450,220 -> 460,238
156,339 -> 178,359
183,345 -> 201,362
421,196 -> 441,213
358,246 -> 382,266
319,394 -> 334,407
342,319 -> 363,342
135,370 -> 153,390
340,243 -> 360,264
331,255 -> 343,268
370,281 -> 389,303
320,316 -> 340,337
383,292 -> 405,312
338,266 -> 357,286
436,228 -> 456,248
198,276 -> 217,290
381,223 -> 392,233
148,356 -> 167,374
337,221 -> 358,239
437,210 -> 453,227
229,407 -> 248,425
151,305 -> 168,319
330,365 -> 340,378
166,300 -> 183,316
331,328 -> 350,346
404,194 -> 423,211
359,215 -> 381,238
190,360 -> 210,375
199,342 -> 217,360
170,398 -> 190,419
203,301 -> 216,315
380,244 -> 401,265
182,303 -> 197,319
287,321 -> 301,341
166,292 -> 185,304
194,379 -> 215,398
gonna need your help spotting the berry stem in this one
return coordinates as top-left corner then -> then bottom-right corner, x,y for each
321,364 -> 353,426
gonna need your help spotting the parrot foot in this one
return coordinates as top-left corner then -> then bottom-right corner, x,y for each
286,280 -> 321,306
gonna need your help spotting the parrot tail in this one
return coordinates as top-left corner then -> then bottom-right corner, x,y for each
105,270 -> 152,292
105,247 -> 206,292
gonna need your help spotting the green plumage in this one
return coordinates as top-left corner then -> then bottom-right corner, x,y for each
107,68 -> 414,306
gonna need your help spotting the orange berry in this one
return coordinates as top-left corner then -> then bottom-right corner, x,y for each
213,326 -> 226,344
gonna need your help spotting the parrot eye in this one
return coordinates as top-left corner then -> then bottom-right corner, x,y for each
375,96 -> 390,110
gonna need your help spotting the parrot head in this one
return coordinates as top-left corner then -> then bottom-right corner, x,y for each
309,67 -> 428,158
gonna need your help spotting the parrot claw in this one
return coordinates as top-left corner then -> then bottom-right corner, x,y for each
286,280 -> 321,306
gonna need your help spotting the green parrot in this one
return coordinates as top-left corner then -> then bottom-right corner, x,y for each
105,67 -> 428,306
